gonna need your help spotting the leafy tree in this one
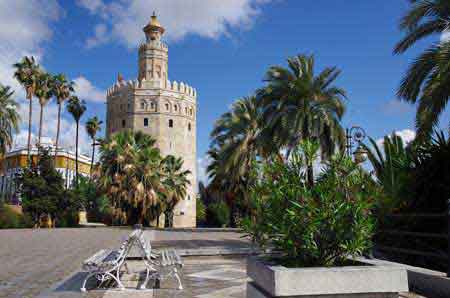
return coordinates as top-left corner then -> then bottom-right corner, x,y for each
13,56 -> 40,162
394,0 -> 450,139
0,84 -> 20,155
34,72 -> 54,145
85,116 -> 103,177
71,175 -> 111,223
257,54 -> 347,186
16,147 -> 66,227
67,96 -> 87,185
52,74 -> 74,156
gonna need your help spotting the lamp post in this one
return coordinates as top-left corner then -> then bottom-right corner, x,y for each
345,126 -> 367,163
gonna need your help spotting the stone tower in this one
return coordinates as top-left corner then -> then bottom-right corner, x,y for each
105,13 -> 197,227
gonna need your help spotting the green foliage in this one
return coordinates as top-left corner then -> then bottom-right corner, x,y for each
16,147 -> 77,227
0,84 -> 20,155
408,131 -> 450,212
0,204 -> 32,229
394,0 -> 450,139
98,130 -> 190,226
243,147 -> 376,267
207,201 -> 230,228
362,133 -> 414,213
196,195 -> 206,225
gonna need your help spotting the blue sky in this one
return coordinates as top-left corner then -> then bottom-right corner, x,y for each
0,0 -> 448,182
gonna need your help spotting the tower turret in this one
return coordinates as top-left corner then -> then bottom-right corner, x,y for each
138,12 -> 168,82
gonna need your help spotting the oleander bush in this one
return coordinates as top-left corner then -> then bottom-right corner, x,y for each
207,201 -> 230,227
242,145 -> 376,267
0,204 -> 32,229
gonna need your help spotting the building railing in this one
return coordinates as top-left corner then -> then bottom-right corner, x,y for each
374,212 -> 449,275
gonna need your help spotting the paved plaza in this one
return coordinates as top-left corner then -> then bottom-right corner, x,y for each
0,228 -> 425,298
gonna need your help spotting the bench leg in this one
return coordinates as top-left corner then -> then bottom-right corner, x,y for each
80,273 -> 96,292
173,268 -> 183,290
100,272 -> 124,290
140,268 -> 150,289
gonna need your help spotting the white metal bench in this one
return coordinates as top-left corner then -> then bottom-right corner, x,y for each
137,232 -> 184,290
80,230 -> 141,292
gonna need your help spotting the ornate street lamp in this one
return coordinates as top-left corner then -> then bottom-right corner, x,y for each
345,126 -> 367,163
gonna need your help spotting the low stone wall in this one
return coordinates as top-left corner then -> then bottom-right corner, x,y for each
247,257 -> 408,298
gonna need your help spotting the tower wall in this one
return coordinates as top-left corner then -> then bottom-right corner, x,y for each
106,78 -> 197,227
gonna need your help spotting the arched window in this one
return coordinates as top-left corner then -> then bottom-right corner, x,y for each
122,119 -> 126,128
144,118 -> 149,127
169,119 -> 173,128
190,108 -> 193,116
150,102 -> 155,109
165,103 -> 169,111
174,105 -> 178,112
140,101 -> 145,109
185,107 -> 188,114
188,122 -> 191,131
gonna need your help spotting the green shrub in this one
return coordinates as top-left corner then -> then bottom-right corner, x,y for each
207,201 -> 230,227
196,196 -> 206,225
242,147 -> 376,267
0,205 -> 32,229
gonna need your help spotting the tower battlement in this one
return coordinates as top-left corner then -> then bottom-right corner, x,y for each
106,78 -> 197,99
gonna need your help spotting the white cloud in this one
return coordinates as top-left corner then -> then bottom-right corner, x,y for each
441,30 -> 450,43
0,0 -> 61,92
0,1 -> 93,158
73,76 -> 106,102
381,99 -> 413,115
376,129 -> 416,147
197,155 -> 212,184
85,23 -> 110,49
14,98 -> 92,157
77,0 -> 272,48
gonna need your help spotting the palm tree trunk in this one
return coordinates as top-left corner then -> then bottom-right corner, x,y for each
75,121 -> 79,186
38,102 -> 44,145
307,164 -> 314,188
55,102 -> 62,158
27,96 -> 32,166
90,140 -> 95,179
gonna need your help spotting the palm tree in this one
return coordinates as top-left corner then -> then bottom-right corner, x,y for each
34,72 -> 54,145
85,116 -> 103,178
13,56 -> 40,162
361,133 -> 413,212
258,54 -> 347,186
53,74 -> 74,156
161,155 -> 191,227
210,96 -> 264,182
67,96 -> 86,186
98,130 -> 164,225
394,0 -> 450,139
0,84 -> 20,155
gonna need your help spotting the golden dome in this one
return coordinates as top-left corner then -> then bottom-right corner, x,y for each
143,11 -> 165,35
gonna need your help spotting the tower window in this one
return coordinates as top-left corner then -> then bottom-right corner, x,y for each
144,118 -> 149,127
150,102 -> 155,109
190,108 -> 193,116
165,103 -> 169,111
188,123 -> 191,131
169,119 -> 173,128
141,102 -> 145,109
174,105 -> 178,111
122,119 -> 126,128
185,107 -> 188,114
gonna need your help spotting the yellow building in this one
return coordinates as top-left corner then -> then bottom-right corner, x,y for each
0,137 -> 91,203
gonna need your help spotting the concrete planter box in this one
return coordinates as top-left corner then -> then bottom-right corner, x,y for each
247,257 -> 408,298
